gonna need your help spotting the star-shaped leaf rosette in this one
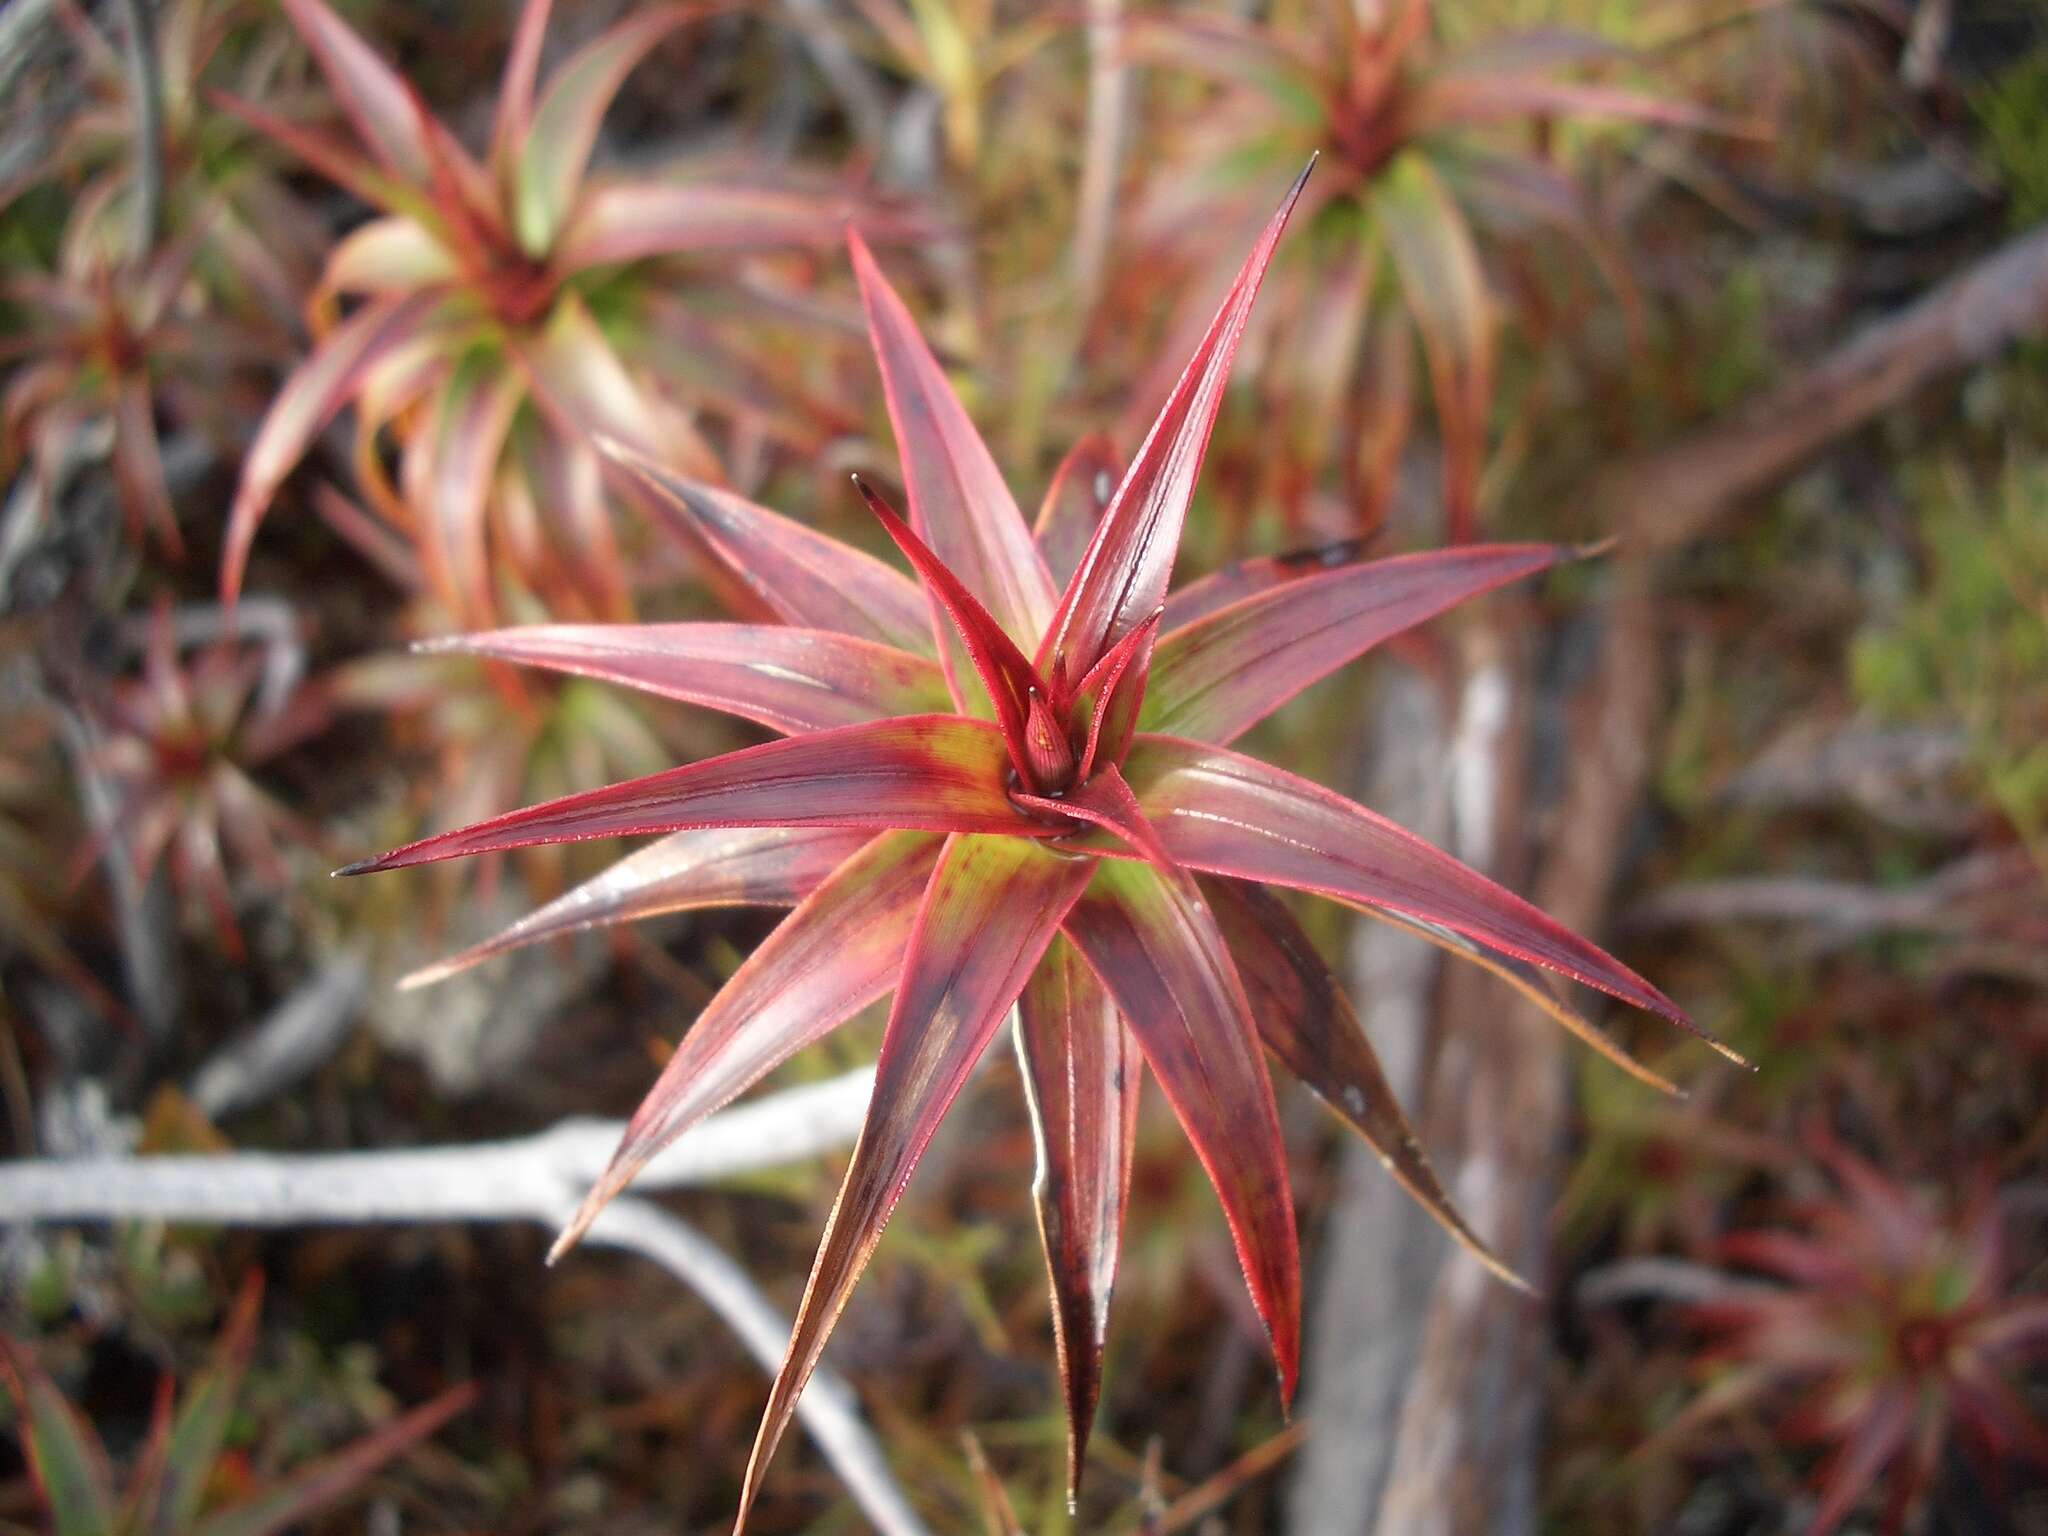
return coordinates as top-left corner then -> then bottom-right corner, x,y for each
342,163 -> 1738,1523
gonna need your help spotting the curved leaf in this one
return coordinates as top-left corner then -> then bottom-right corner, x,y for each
337,715 -> 1039,874
1144,543 -> 1574,742
417,622 -> 951,733
552,831 -> 942,1255
1015,936 -> 1139,1500
222,291 -> 441,600
279,0 -> 434,182
401,825 -> 871,988
1064,858 -> 1302,1403
736,834 -> 1092,1529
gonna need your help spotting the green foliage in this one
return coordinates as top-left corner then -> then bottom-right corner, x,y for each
1850,457 -> 2048,846
0,1276 -> 472,1536
1974,47 -> 2048,228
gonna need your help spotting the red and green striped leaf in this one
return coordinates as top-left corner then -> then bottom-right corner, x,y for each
1203,879 -> 1525,1290
1120,735 -> 1739,1059
602,445 -> 934,655
1144,543 -> 1575,743
1063,858 -> 1302,1403
416,623 -> 951,734
1014,936 -> 1139,1500
848,228 -> 1056,651
1039,162 -> 1311,683
400,825 -> 870,989
337,715 -> 1040,875
552,831 -> 942,1256
736,834 -> 1092,1528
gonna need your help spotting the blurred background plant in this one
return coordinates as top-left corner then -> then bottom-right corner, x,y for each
0,0 -> 2044,1530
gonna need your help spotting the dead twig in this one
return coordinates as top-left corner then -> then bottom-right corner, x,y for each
0,1066 -> 930,1536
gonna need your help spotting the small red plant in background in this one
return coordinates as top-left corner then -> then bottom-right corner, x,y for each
219,0 -> 916,624
81,602 -> 331,957
1120,0 -> 1727,539
339,162 -> 1737,1523
0,1272 -> 472,1536
1680,1132 -> 2048,1534
1,222 -> 266,559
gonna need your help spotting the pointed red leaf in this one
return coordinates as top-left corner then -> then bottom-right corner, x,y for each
1033,433 -> 1121,589
1063,858 -> 1301,1403
279,0 -> 437,183
1040,161 -> 1311,682
1354,906 -> 1680,1094
853,474 -> 1046,776
1014,936 -> 1139,1500
600,444 -> 934,655
1203,879 -> 1526,1291
1157,537 -> 1374,633
1145,543 -> 1576,743
417,623 -> 951,734
337,715 -> 1039,875
735,834 -> 1092,1527
551,831 -> 942,1256
400,825 -> 870,988
847,228 -> 1056,649
222,292 -> 442,601
1120,735 -> 1741,1061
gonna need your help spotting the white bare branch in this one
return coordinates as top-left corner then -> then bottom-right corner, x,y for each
0,1067 -> 933,1536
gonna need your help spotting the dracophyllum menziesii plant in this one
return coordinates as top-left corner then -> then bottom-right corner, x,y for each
219,0 -> 912,624
341,164 -> 1739,1521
